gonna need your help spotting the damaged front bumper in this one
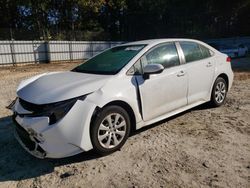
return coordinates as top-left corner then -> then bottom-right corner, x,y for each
13,116 -> 46,158
9,98 -> 97,158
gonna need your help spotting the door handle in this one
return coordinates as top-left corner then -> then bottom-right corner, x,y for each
206,62 -> 212,67
177,70 -> 185,77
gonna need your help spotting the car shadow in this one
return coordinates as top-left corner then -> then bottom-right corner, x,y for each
0,102 -> 211,182
0,115 -> 102,182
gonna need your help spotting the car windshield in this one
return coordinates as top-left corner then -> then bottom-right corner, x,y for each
72,44 -> 146,75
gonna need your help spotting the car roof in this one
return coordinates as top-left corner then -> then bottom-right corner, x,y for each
123,38 -> 204,46
118,38 -> 222,75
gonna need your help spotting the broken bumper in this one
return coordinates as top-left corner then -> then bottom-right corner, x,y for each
13,116 -> 46,158
11,98 -> 96,158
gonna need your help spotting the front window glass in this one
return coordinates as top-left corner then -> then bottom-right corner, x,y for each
143,43 -> 180,69
72,45 -> 145,75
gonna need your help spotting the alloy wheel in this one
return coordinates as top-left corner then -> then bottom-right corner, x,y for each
97,113 -> 127,149
215,81 -> 226,103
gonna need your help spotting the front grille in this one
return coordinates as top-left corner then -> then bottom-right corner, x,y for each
13,117 -> 36,150
18,97 -> 77,125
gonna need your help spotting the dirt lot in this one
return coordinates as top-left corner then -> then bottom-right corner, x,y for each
0,59 -> 249,188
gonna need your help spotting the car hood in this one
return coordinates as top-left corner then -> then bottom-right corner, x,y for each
17,71 -> 112,104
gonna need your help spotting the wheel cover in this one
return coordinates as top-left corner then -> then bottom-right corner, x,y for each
215,81 -> 226,103
97,113 -> 127,149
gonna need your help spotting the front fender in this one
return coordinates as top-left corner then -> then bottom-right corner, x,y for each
42,99 -> 97,153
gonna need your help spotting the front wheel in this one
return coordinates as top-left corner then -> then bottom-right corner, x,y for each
90,105 -> 131,155
210,77 -> 228,107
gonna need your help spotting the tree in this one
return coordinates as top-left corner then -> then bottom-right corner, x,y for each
0,0 -> 249,40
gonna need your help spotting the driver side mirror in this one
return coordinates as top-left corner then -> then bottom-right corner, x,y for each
143,64 -> 164,79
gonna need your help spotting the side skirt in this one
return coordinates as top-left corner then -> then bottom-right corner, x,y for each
137,100 -> 207,129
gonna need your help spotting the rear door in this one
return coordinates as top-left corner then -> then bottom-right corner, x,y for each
178,41 -> 215,104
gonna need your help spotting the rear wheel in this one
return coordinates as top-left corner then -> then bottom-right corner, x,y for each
210,77 -> 227,107
90,105 -> 131,155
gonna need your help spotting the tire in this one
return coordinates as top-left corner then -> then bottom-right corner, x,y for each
90,105 -> 131,155
210,77 -> 228,107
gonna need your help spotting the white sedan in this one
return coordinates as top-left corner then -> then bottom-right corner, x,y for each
9,39 -> 234,158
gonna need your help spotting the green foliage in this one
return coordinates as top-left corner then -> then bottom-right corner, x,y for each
0,0 -> 249,40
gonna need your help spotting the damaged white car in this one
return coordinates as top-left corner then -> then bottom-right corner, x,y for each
8,39 -> 234,158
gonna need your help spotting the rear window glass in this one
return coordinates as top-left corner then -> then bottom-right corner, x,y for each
180,42 -> 203,63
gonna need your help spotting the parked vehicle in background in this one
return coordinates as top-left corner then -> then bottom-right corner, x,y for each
8,39 -> 234,158
208,43 -> 248,58
238,44 -> 249,56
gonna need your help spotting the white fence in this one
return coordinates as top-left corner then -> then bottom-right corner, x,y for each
0,41 -> 123,65
1,37 -> 249,65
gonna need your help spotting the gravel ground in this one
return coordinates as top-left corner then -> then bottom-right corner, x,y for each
0,59 -> 249,188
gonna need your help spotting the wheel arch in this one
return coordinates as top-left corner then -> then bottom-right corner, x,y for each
210,73 -> 229,101
216,73 -> 229,90
91,100 -> 137,133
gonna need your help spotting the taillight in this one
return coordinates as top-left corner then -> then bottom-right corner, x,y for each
226,56 -> 231,63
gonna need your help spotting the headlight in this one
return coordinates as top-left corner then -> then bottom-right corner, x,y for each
47,99 -> 77,125
47,95 -> 87,125
25,95 -> 87,125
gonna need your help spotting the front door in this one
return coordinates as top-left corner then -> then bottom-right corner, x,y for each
135,42 -> 188,122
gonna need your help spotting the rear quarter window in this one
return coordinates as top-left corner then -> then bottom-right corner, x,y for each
199,44 -> 211,59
